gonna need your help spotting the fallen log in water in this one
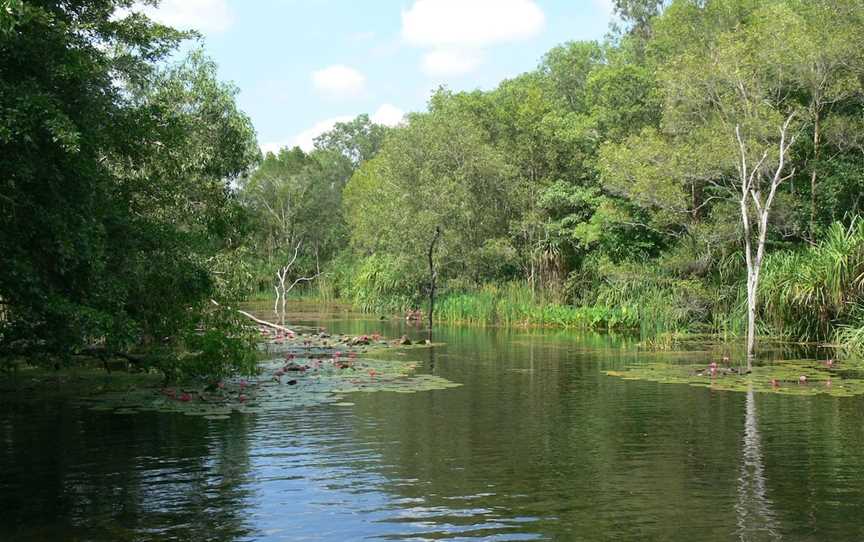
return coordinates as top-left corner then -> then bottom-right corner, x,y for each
210,299 -> 295,335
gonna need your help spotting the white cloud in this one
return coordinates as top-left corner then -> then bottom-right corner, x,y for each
292,116 -> 354,152
371,104 -> 405,127
121,0 -> 233,33
421,49 -> 483,77
263,105 -> 406,155
312,65 -> 366,99
401,0 -> 545,48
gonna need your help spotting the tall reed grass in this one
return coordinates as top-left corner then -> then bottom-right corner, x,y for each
435,282 -> 639,329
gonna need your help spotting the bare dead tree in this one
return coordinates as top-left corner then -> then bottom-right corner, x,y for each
274,241 -> 321,326
736,115 -> 797,368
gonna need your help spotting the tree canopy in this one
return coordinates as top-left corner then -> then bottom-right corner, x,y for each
0,1 -> 259,375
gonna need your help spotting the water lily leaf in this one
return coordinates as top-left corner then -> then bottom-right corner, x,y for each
605,359 -> 864,397
79,331 -> 462,417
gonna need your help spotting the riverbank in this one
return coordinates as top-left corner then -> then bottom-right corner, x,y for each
250,285 -> 665,332
248,282 -> 727,343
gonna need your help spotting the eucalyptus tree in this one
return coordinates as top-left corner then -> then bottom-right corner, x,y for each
240,147 -> 315,268
611,0 -> 671,56
238,114 -> 389,296
540,41 -> 604,113
652,0 -> 807,362
735,118 -> 798,366
313,114 -> 388,168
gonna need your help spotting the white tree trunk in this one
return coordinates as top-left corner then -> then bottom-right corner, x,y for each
746,272 -> 758,366
736,116 -> 797,369
273,241 -> 321,328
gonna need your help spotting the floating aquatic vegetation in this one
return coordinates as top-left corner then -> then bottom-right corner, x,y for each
76,330 -> 460,417
256,328 -> 441,360
605,358 -> 864,397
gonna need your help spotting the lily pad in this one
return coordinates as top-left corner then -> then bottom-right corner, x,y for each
605,358 -> 864,397
78,332 -> 462,418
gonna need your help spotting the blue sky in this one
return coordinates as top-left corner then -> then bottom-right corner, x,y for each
135,0 -> 614,153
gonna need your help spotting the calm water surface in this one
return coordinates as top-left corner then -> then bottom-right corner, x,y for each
3,304 -> 864,541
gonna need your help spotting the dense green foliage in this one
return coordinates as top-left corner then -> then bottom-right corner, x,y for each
10,0 -> 864,370
242,0 -> 864,356
0,1 -> 260,377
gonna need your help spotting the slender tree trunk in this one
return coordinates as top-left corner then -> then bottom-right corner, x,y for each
736,116 -> 797,370
427,226 -> 441,339
528,227 -> 536,293
745,271 -> 758,369
281,279 -> 287,325
741,190 -> 757,370
809,107 -> 821,239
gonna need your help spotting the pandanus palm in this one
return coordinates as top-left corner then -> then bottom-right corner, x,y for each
762,219 -> 864,340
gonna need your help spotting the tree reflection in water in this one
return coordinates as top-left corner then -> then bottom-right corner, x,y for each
735,387 -> 781,541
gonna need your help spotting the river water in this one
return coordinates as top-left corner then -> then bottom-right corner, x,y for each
2,304 -> 864,541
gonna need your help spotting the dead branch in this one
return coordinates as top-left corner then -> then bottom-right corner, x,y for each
210,299 -> 295,335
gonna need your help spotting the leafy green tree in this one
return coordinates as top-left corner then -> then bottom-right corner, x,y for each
313,114 -> 388,167
614,0 -> 668,36
756,0 -> 864,237
598,126 -> 732,242
540,41 -> 604,112
584,62 -> 660,142
611,0 -> 670,58
0,1 -> 259,376
344,96 -> 518,297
